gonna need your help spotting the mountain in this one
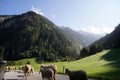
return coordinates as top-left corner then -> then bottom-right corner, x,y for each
92,24 -> 120,49
0,11 -> 81,61
0,15 -> 14,23
78,31 -> 103,46
61,27 -> 86,48
80,25 -> 120,58
60,27 -> 103,47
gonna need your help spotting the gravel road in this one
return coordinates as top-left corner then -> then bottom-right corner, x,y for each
4,71 -> 97,80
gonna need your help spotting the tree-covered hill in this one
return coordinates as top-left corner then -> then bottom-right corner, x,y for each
78,30 -> 103,46
80,24 -> 120,58
0,15 -> 14,23
0,11 -> 81,61
60,27 -> 103,48
92,24 -> 120,49
61,27 -> 86,48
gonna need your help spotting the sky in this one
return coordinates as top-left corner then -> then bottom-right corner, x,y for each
0,0 -> 120,34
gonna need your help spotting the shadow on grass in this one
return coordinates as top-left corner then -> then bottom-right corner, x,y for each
34,57 -> 45,64
34,57 -> 42,64
98,48 -> 120,80
100,48 -> 120,68
92,69 -> 120,80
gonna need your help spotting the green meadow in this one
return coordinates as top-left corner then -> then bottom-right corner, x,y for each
13,48 -> 120,80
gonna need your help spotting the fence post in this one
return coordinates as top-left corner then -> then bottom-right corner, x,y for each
63,65 -> 65,73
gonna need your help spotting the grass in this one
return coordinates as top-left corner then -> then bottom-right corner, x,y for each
13,48 -> 120,80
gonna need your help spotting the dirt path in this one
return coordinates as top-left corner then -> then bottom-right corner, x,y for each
4,71 -> 97,80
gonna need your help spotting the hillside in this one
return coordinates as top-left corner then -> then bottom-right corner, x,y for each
78,31 -> 103,46
14,48 -> 120,80
0,11 -> 81,61
92,24 -> 120,49
64,48 -> 120,80
61,27 -> 103,47
79,24 -> 120,58
61,27 -> 86,48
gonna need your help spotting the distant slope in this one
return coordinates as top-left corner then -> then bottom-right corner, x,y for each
78,31 -> 103,46
92,24 -> 120,49
0,11 -> 81,61
61,27 -> 86,48
61,27 -> 103,47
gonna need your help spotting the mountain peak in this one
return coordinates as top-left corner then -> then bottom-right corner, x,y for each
27,10 -> 35,13
0,12 -> 80,61
22,11 -> 39,16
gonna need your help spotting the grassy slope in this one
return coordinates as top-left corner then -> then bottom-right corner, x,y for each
14,48 -> 120,80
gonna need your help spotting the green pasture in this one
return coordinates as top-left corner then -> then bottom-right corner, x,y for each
12,48 -> 120,80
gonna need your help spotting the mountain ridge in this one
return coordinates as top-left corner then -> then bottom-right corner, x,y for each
0,11 -> 81,61
60,26 -> 103,47
92,24 -> 120,49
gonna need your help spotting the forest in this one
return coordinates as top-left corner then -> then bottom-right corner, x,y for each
0,11 -> 81,61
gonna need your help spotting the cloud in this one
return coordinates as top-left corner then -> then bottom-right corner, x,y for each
51,14 -> 56,19
81,26 -> 114,34
31,6 -> 44,15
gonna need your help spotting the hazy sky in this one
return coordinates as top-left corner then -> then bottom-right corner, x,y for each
0,0 -> 120,34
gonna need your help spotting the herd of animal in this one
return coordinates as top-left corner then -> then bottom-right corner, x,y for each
5,65 -> 34,79
5,62 -> 88,80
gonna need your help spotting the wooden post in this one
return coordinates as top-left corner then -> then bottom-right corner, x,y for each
63,65 -> 65,73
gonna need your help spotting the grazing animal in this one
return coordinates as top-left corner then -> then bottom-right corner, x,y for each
8,66 -> 13,71
19,66 -> 22,71
40,68 -> 54,80
65,68 -> 88,80
40,65 -> 57,74
29,67 -> 34,75
39,65 -> 57,80
22,64 -> 32,80
6,66 -> 9,71
13,66 -> 17,71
